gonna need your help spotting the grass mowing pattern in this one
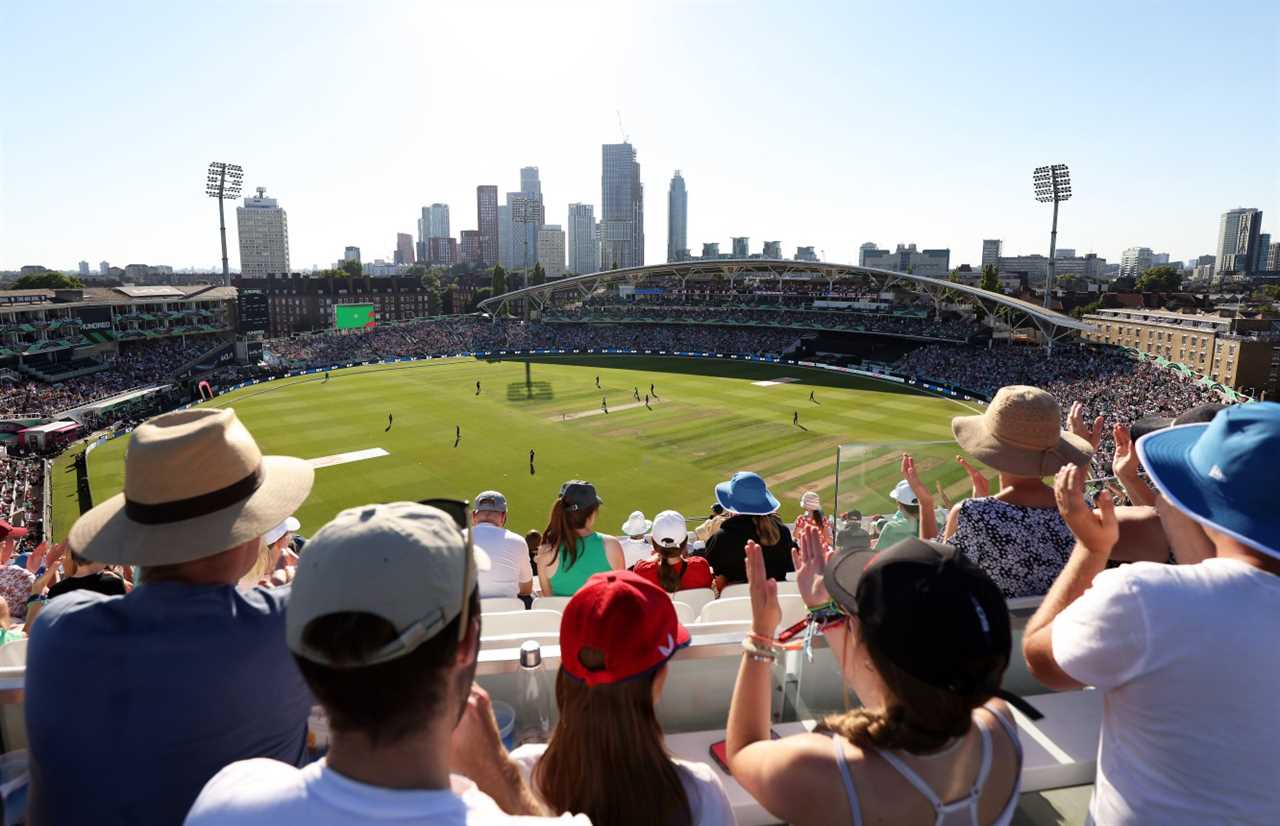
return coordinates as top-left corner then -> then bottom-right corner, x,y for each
52,356 -> 983,542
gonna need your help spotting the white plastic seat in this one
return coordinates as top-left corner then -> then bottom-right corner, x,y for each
719,581 -> 799,600
696,594 -> 806,630
480,609 -> 561,640
684,619 -> 753,638
673,588 -> 716,617
671,601 -> 695,624
0,640 -> 27,668
480,597 -> 525,614
530,596 -> 573,613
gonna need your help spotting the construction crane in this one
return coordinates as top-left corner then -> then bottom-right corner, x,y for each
616,110 -> 629,143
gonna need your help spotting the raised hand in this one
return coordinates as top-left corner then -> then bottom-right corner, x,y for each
1112,423 -> 1138,480
1054,463 -> 1118,555
956,455 -> 990,498
790,522 -> 831,608
745,540 -> 780,636
1069,401 -> 1105,451
900,453 -> 932,505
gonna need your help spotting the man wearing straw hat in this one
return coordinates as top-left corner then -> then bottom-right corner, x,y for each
25,408 -> 316,826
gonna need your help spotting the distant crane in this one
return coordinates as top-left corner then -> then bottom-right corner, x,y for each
616,110 -> 629,143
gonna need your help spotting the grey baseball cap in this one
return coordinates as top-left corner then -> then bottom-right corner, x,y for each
474,490 -> 507,513
286,501 -> 490,668
559,480 -> 602,512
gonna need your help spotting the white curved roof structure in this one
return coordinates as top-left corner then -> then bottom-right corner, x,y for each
478,259 -> 1093,341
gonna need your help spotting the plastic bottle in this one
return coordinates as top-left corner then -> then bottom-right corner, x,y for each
515,640 -> 553,745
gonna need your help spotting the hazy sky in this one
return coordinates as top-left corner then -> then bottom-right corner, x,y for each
2,0 -> 1277,272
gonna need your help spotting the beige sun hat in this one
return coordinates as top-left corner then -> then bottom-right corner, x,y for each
69,408 -> 315,566
951,385 -> 1093,478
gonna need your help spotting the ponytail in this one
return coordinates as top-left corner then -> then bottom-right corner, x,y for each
753,514 -> 781,546
654,539 -> 687,593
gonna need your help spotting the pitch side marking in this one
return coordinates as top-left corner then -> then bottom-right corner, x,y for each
307,447 -> 390,469
751,377 -> 799,387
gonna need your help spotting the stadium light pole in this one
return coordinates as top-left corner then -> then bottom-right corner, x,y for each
1033,164 -> 1071,309
206,161 -> 244,287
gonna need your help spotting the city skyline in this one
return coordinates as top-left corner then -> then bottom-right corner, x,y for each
1,1 -> 1276,272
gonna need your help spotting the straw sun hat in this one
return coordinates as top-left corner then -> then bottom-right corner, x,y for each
951,385 -> 1092,478
69,408 -> 315,566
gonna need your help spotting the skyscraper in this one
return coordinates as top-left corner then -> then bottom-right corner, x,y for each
762,241 -> 781,259
520,167 -> 541,199
78,260 -> 89,276
732,237 -> 749,258
459,230 -> 482,266
477,186 -> 499,267
1256,234 -> 1271,270
601,143 -> 643,269
428,204 -> 450,239
568,203 -> 598,275
537,225 -> 566,280
498,202 -> 514,269
99,261 -> 109,275
344,246 -> 361,264
1216,208 -> 1263,275
236,187 -> 291,279
702,242 -> 720,259
667,171 -> 687,263
508,194 -> 544,272
981,240 -> 1002,267
1119,247 -> 1154,279
859,243 -> 881,267
395,233 -> 415,265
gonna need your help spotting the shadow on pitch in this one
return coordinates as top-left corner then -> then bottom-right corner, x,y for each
506,381 -> 554,401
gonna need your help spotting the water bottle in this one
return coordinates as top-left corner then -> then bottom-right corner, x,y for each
515,640 -> 553,745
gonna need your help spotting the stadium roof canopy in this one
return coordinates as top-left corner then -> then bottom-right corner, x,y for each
478,259 -> 1094,341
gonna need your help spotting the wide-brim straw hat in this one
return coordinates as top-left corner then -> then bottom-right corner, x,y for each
951,385 -> 1092,478
70,408 -> 314,566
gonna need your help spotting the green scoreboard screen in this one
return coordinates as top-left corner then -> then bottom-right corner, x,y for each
334,303 -> 376,330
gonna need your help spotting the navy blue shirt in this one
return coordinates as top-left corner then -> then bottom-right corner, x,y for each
25,582 -> 314,826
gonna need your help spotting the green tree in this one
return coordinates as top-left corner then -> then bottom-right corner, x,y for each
13,270 -> 83,290
1071,299 -> 1102,319
405,264 -> 430,279
1134,265 -> 1182,293
469,287 -> 492,312
947,269 -> 960,283
316,268 -> 346,278
491,265 -> 507,295
979,264 -> 1001,293
529,263 -> 546,286
340,259 -> 362,278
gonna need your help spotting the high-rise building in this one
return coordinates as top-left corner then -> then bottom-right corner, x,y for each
428,237 -> 457,267
395,233 -> 415,266
701,242 -> 721,259
536,225 -> 566,280
477,186 -> 499,267
78,260 -> 90,276
567,203 -> 598,275
1265,242 -> 1280,271
506,194 -> 544,272
667,171 -> 687,263
859,242 -> 881,267
762,241 -> 781,259
99,261 -> 109,275
1256,234 -> 1271,270
1119,247 -> 1154,279
981,240 -> 1002,267
860,243 -> 949,277
795,246 -> 818,262
1216,208 -> 1263,275
236,187 -> 291,279
1152,252 -> 1171,266
732,237 -> 749,258
520,167 -> 541,199
459,231 -> 482,266
428,204 -> 450,239
344,246 -> 361,264
601,143 -> 643,269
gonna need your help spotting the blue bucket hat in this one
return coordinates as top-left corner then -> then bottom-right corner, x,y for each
1136,402 -> 1279,558
714,471 -> 780,516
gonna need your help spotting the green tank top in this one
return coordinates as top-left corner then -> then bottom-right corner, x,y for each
548,532 -> 611,596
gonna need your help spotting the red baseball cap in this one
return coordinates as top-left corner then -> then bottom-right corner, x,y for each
0,520 -> 28,540
559,571 -> 691,687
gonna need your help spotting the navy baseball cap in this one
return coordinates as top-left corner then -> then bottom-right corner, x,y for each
559,480 -> 602,512
1136,402 -> 1279,558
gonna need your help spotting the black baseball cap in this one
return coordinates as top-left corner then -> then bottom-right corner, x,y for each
559,480 -> 602,512
827,538 -> 1017,705
1129,403 -> 1226,441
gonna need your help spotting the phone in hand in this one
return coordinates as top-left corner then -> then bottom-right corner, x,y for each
709,731 -> 780,774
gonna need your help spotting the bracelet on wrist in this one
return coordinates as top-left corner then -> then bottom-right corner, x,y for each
741,637 -> 779,662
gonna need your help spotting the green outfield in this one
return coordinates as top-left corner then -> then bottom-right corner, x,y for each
51,356 -> 984,542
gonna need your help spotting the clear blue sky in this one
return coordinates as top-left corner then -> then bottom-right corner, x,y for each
2,0 -> 1277,272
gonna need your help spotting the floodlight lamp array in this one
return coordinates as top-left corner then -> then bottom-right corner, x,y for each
205,162 -> 244,198
1033,164 -> 1071,203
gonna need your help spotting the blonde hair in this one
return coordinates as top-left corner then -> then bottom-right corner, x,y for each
752,515 -> 781,546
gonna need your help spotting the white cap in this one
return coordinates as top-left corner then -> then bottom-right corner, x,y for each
889,480 -> 919,506
651,510 -> 688,547
265,516 -> 301,545
800,491 -> 821,511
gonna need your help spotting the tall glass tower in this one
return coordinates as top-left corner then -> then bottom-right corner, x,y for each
601,143 -> 643,269
667,171 -> 687,262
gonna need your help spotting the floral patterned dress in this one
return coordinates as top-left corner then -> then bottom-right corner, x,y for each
950,498 -> 1075,598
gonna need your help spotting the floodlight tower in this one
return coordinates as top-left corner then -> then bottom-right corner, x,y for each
1033,164 -> 1071,308
206,161 -> 244,286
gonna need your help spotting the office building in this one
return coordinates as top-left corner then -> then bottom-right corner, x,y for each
860,243 -> 949,277
1256,234 -> 1271,268
236,187 -> 291,280
568,203 -> 598,275
1119,247 -> 1154,279
428,204 -> 450,239
795,246 -> 818,262
521,167 -> 541,198
1055,248 -> 1076,259
505,193 -> 543,271
860,243 -> 882,267
701,242 -> 721,259
1081,307 -> 1275,392
459,231 -> 482,266
537,225 -> 566,280
99,261 -> 109,275
343,246 -> 361,264
601,142 -> 644,269
235,274 -> 434,337
1265,243 -> 1280,271
981,240 -> 1002,267
477,186 -> 499,267
732,237 -> 749,258
1151,252 -> 1171,266
428,237 -> 457,267
763,241 -> 781,259
667,171 -> 687,263
1216,208 -> 1263,275
498,203 -> 513,269
395,233 -> 415,266
78,261 -> 89,277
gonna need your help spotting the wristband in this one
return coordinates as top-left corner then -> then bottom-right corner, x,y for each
26,594 -> 47,606
741,637 -> 778,662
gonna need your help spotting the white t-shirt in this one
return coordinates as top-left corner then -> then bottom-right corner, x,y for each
473,522 -> 534,599
1052,558 -> 1280,826
618,536 -> 653,570
508,743 -> 735,826
185,757 -> 589,825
